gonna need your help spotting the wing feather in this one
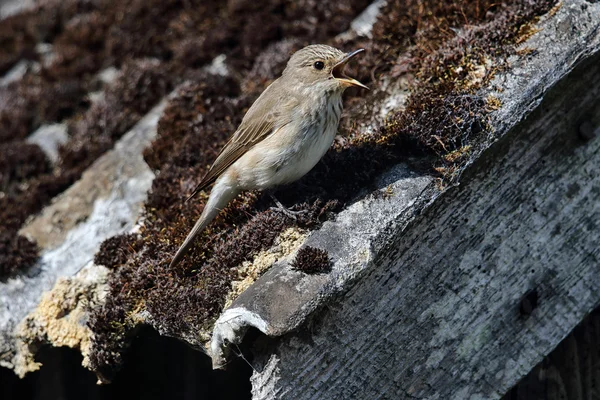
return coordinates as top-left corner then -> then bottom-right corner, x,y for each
185,80 -> 295,202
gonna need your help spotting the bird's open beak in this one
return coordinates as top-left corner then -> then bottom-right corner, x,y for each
332,49 -> 369,90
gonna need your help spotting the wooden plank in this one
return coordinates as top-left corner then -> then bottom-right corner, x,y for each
249,28 -> 600,400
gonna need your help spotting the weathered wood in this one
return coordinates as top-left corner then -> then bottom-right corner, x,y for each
249,9 -> 600,400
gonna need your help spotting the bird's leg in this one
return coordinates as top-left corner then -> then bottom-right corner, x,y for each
268,192 -> 308,220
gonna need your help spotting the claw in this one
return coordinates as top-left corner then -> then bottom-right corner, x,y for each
268,193 -> 307,220
269,205 -> 308,220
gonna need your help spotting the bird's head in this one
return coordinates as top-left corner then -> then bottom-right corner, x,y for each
282,44 -> 368,92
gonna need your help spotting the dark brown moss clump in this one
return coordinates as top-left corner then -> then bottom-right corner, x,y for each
0,142 -> 50,190
58,59 -> 173,172
94,234 -> 142,269
143,76 -> 241,171
0,141 -> 51,278
292,246 -> 332,274
0,77 -> 87,143
0,232 -> 39,280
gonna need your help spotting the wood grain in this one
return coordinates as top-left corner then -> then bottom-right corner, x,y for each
250,27 -> 600,400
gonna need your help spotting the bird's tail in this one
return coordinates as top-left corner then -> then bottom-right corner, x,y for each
169,176 -> 239,269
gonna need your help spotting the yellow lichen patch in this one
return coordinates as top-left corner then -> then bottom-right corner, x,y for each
548,2 -> 563,18
465,58 -> 493,88
486,95 -> 502,111
516,46 -> 536,56
223,227 -> 308,309
12,265 -> 109,377
444,146 -> 473,164
515,21 -> 541,45
382,185 -> 394,199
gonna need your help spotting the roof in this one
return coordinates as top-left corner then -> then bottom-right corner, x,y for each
1,1 -> 599,398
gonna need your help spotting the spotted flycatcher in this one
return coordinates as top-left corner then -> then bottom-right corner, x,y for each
169,44 -> 368,268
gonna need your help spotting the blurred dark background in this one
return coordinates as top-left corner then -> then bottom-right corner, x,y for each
0,326 -> 253,400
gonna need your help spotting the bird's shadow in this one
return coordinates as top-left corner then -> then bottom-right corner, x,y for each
262,134 -> 433,214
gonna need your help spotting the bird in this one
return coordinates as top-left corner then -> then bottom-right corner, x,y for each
169,44 -> 368,269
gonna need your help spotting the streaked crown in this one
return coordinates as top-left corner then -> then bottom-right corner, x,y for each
285,44 -> 345,70
280,44 -> 368,91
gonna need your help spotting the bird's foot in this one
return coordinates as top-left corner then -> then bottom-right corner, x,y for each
268,194 -> 308,220
269,205 -> 309,220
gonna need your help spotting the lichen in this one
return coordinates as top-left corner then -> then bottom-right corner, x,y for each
224,227 -> 308,309
12,264 -> 109,377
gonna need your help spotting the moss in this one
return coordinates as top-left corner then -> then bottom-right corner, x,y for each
291,247 -> 332,274
0,232 -> 39,280
0,142 -> 50,190
0,0 -> 100,142
87,0 -> 370,376
0,0 -> 555,376
90,0 -> 557,375
0,59 -> 172,279
143,76 -> 241,171
58,59 -> 173,172
0,77 -> 87,143
0,0 -> 81,75
0,153 -> 73,279
0,87 -> 32,143
335,0 -> 557,183
94,234 -> 142,269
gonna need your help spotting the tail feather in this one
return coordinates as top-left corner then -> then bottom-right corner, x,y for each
184,177 -> 211,203
169,176 -> 238,269
168,214 -> 211,269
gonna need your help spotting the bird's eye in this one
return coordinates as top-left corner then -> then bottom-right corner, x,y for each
313,61 -> 325,70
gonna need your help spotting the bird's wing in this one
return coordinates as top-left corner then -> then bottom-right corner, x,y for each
185,80 -> 295,202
